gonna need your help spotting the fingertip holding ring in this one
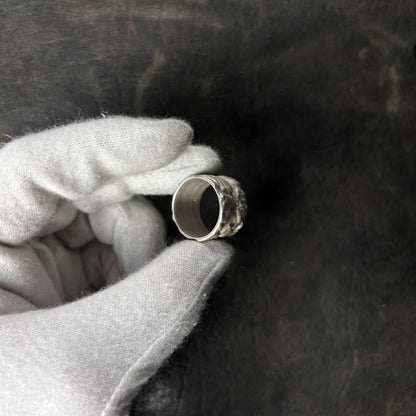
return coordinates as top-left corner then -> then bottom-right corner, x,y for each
171,175 -> 247,242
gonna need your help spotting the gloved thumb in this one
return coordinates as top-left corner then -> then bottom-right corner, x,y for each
0,240 -> 234,416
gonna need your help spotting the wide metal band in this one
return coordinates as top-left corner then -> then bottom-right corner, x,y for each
172,174 -> 247,242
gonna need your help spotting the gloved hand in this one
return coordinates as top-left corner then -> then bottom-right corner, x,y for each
0,116 -> 233,416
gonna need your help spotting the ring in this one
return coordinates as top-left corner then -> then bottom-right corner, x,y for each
171,175 -> 247,242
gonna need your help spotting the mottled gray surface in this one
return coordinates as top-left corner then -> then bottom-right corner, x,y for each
1,1 -> 416,415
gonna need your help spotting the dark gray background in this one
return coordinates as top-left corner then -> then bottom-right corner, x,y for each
1,1 -> 416,415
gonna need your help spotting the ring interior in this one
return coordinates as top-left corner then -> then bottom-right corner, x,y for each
173,178 -> 220,239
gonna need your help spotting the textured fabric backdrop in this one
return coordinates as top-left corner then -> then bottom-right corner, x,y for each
1,1 -> 416,415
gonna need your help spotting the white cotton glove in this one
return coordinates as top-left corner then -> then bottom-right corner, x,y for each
0,116 -> 233,416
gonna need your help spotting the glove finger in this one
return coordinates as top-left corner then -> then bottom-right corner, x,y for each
101,240 -> 234,415
0,288 -> 37,315
0,241 -> 65,310
0,240 -> 233,416
0,116 -> 193,245
88,196 -> 166,276
72,144 -> 221,213
124,144 -> 221,195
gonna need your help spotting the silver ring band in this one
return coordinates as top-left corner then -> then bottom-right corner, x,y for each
171,175 -> 247,242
